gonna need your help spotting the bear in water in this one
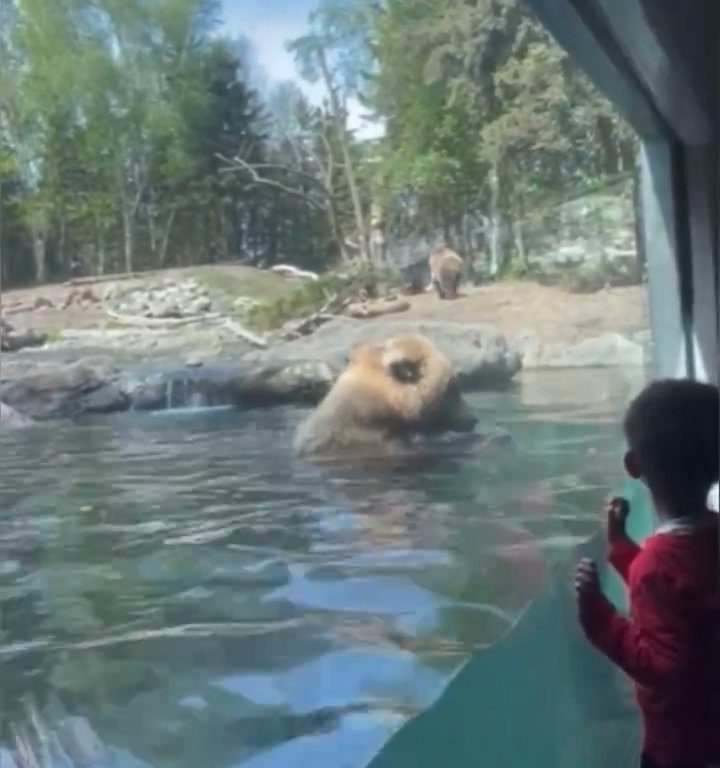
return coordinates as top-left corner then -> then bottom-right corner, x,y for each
294,334 -> 477,458
428,247 -> 463,300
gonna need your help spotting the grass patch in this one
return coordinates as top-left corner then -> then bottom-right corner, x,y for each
188,265 -> 295,310
42,329 -> 64,344
245,265 -> 394,332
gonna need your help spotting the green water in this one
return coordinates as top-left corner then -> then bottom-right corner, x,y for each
0,369 -> 644,768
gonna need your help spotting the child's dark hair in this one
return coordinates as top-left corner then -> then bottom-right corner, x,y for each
623,379 -> 719,507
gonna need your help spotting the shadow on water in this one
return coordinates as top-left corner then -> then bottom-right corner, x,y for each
0,369 -> 641,768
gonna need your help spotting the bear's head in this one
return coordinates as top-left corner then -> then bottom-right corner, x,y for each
294,333 -> 477,458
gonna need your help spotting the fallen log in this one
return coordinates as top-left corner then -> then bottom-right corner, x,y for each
280,295 -> 352,340
104,309 -> 223,328
270,264 -> 319,281
345,298 -> 410,319
222,319 -> 268,348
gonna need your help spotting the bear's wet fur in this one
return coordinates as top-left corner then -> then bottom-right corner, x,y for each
294,334 -> 477,458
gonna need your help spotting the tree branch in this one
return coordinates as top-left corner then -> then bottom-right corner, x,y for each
215,153 -> 329,210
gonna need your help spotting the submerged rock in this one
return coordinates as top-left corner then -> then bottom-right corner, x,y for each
56,717 -> 107,766
0,713 -> 154,768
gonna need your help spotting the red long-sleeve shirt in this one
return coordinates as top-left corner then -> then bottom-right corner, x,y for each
580,519 -> 720,766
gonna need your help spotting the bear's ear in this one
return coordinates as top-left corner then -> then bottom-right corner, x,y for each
389,358 -> 421,384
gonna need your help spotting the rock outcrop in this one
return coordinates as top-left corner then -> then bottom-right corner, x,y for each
0,363 -> 128,420
0,318 -> 521,419
0,315 -> 47,353
244,318 -> 523,391
516,331 -> 646,370
105,278 -> 214,319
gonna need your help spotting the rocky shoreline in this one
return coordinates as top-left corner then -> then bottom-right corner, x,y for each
0,319 -> 521,420
0,313 -> 650,423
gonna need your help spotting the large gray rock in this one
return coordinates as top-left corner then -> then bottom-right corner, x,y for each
0,315 -> 47,352
0,319 -> 520,418
129,319 -> 520,411
244,318 -> 522,391
228,360 -> 336,405
0,363 -> 129,420
126,360 -> 336,410
517,332 -> 646,370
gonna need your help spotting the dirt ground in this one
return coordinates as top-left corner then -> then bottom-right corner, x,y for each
397,281 -> 648,343
1,264 -> 650,345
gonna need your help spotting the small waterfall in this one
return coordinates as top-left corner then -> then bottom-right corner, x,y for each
128,364 -> 243,413
161,377 -> 213,412
165,379 -> 174,410
146,367 -> 237,414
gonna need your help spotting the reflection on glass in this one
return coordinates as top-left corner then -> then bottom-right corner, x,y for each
0,0 -> 651,766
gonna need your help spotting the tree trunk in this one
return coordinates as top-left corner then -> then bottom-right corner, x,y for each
98,240 -> 106,276
488,166 -> 502,277
316,43 -> 368,261
122,208 -> 134,274
148,206 -> 158,260
58,216 -> 68,271
441,210 -> 456,250
512,220 -> 526,269
512,197 -> 527,269
31,224 -> 47,285
159,205 -> 178,267
327,201 -> 349,262
219,203 -> 231,260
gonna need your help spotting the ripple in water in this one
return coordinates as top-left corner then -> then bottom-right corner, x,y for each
0,370 -> 636,768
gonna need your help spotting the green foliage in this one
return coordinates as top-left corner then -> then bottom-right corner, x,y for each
246,265 -> 389,331
366,0 -> 637,262
0,0 -> 639,289
0,0 -> 334,287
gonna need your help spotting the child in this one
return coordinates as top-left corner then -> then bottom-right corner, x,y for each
575,379 -> 720,768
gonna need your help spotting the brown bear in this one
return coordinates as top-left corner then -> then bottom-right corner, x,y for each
294,333 -> 477,458
428,247 -> 463,300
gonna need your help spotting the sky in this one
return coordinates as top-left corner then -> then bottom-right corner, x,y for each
219,0 -> 381,139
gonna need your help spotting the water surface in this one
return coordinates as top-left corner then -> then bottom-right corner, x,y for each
0,369 -> 642,768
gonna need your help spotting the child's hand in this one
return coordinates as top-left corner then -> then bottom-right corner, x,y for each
574,558 -> 601,598
605,495 -> 630,544
574,558 -> 603,621
574,558 -> 614,632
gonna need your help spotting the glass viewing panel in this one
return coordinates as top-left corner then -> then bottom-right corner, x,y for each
0,1 -> 655,766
